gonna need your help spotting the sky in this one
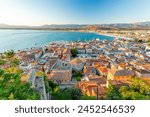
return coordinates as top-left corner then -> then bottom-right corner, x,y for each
0,0 -> 150,25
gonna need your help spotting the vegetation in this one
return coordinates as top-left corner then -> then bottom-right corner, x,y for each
106,78 -> 150,100
44,79 -> 51,93
106,85 -> 121,100
76,76 -> 81,81
71,48 -> 78,57
10,58 -> 20,67
0,69 -> 40,100
47,79 -> 97,100
6,67 -> 23,74
80,95 -> 97,100
46,79 -> 82,100
72,70 -> 83,81
48,80 -> 59,91
0,59 -> 6,65
36,71 -> 45,77
72,70 -> 83,77
51,87 -> 82,100
4,50 -> 15,58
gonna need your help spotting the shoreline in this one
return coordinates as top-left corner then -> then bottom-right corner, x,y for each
78,30 -> 131,40
95,32 -> 131,40
0,28 -> 130,40
0,29 -> 131,53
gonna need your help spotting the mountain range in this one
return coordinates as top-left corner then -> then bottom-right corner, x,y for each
0,21 -> 150,30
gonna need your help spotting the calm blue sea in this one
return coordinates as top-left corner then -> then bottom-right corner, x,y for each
0,30 -> 114,53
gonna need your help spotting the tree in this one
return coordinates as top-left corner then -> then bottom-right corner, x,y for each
71,48 -> 78,57
8,93 -> 14,100
0,69 -> 40,100
4,50 -> 15,58
119,78 -> 150,100
72,70 -> 83,77
107,78 -> 150,100
70,88 -> 82,100
51,88 -> 82,100
48,80 -> 59,91
80,95 -> 96,100
76,76 -> 81,81
0,59 -> 6,65
0,69 -> 4,76
118,86 -> 130,99
105,85 -> 121,100
11,58 -> 20,67
51,88 -> 71,100
6,67 -> 23,74
72,70 -> 83,81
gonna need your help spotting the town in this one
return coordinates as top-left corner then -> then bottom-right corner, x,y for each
0,32 -> 150,100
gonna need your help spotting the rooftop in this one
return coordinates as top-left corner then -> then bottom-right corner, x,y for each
70,58 -> 83,65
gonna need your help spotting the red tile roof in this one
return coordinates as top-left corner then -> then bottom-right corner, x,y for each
63,48 -> 71,54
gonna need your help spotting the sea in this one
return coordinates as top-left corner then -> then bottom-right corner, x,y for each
0,29 -> 114,53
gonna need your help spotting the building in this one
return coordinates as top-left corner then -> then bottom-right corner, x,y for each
77,81 -> 106,98
48,70 -> 72,84
62,48 -> 71,62
107,69 -> 134,81
70,58 -> 84,71
97,67 -> 108,76
83,66 -> 97,76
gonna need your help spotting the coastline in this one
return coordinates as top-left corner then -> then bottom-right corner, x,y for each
77,30 -> 131,40
0,29 -> 134,53
0,29 -> 115,53
0,28 -> 130,40
95,32 -> 130,40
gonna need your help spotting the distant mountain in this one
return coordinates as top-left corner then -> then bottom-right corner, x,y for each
39,24 -> 86,29
135,21 -> 150,26
0,23 -> 86,29
0,23 -> 30,28
0,21 -> 150,30
99,21 -> 150,29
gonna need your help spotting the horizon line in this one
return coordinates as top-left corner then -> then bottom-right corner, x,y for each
1,20 -> 150,27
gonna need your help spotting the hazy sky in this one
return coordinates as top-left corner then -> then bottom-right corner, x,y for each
0,0 -> 150,25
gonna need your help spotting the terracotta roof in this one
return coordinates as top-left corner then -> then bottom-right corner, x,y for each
86,75 -> 106,84
115,70 -> 134,76
97,67 -> 108,73
70,58 -> 83,65
84,66 -> 96,75
110,69 -> 134,76
77,81 -> 106,96
93,62 -> 100,68
93,86 -> 106,95
48,70 -> 71,81
134,68 -> 150,74
44,59 -> 57,68
78,81 -> 98,87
